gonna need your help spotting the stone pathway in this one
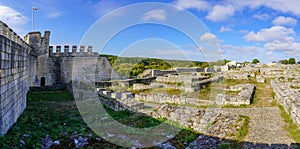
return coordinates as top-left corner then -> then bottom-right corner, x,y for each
142,102 -> 295,145
221,107 -> 295,145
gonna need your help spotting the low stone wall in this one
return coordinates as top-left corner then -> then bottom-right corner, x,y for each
98,90 -> 144,111
146,104 -> 219,132
271,80 -> 300,125
133,75 -> 223,93
132,83 -> 163,91
224,73 -> 250,80
215,84 -> 255,105
135,93 -> 212,106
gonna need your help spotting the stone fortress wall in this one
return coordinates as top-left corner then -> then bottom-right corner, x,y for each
0,21 -> 33,134
0,21 -> 119,135
25,35 -> 119,86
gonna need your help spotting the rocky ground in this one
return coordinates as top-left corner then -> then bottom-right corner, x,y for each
142,102 -> 296,148
221,107 -> 295,145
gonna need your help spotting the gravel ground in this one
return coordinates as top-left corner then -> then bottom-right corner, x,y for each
220,107 -> 295,145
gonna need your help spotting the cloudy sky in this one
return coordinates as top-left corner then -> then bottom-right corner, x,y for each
0,0 -> 300,63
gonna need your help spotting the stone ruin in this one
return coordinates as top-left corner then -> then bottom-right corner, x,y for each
221,70 -> 251,80
256,75 -> 265,83
216,84 -> 255,105
135,93 -> 212,106
133,73 -> 223,93
271,80 -> 300,125
148,104 -> 219,132
97,89 -> 145,111
260,65 -> 300,82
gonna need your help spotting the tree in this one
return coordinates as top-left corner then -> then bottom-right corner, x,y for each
288,58 -> 296,64
251,58 -> 260,64
297,61 -> 300,64
279,59 -> 288,65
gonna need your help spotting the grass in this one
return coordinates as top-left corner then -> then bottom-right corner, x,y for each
290,85 -> 300,89
0,88 -> 207,148
143,88 -> 182,95
103,106 -> 165,128
278,104 -> 300,144
235,115 -> 250,141
1,86 -> 284,148
0,89 -> 94,148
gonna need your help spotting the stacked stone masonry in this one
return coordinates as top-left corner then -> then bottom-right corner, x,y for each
135,93 -> 212,106
0,20 -> 120,135
0,21 -> 31,135
148,104 -> 219,132
98,90 -> 145,111
134,74 -> 223,92
271,80 -> 300,125
215,84 -> 255,105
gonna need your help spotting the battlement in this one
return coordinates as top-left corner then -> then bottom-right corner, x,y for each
0,21 -> 29,47
49,45 -> 99,57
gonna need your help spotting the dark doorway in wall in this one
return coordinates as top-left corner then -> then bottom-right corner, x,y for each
41,77 -> 45,86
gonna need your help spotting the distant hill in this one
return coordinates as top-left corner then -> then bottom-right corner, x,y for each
100,54 -> 209,76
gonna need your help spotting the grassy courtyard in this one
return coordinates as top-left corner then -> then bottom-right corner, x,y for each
0,88 -> 202,148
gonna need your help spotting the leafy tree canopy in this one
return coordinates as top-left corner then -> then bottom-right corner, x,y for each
252,58 -> 260,64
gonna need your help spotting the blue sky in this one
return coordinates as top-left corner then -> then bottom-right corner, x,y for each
0,0 -> 300,63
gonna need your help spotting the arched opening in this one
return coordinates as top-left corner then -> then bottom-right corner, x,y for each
41,77 -> 45,87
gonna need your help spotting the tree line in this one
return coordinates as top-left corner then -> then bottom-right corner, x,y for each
100,54 -> 210,77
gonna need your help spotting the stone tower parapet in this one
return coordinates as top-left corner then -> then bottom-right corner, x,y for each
49,45 -> 98,57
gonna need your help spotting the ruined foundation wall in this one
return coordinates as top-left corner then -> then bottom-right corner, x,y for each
271,80 -> 300,125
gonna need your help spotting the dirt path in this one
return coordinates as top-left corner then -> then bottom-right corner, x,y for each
221,107 -> 295,145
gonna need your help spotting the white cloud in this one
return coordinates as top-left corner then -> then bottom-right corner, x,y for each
0,5 -> 28,34
222,44 -> 260,53
142,9 -> 166,21
221,44 -> 262,58
229,0 -> 300,16
264,0 -> 300,17
200,33 -> 223,44
219,26 -> 232,32
47,12 -> 61,18
253,13 -> 270,20
173,0 -> 210,11
206,5 -> 235,22
244,26 -> 295,42
272,16 -> 297,26
264,40 -> 300,51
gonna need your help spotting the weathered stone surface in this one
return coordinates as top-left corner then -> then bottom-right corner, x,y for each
271,80 -> 300,125
0,20 -> 121,135
0,21 -> 30,135
98,90 -> 144,111
256,75 -> 265,83
148,104 -> 219,132
135,93 -> 212,106
216,84 -> 255,105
